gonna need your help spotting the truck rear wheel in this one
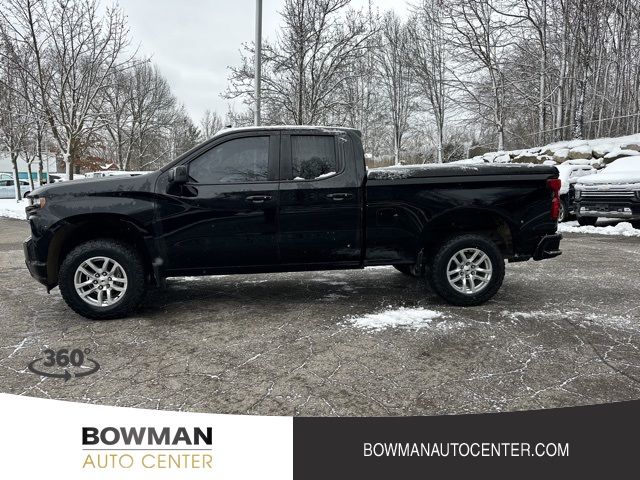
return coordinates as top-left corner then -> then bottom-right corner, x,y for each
558,198 -> 568,222
59,240 -> 146,320
427,234 -> 505,306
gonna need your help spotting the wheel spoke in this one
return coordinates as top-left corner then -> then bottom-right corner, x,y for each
75,256 -> 128,307
81,286 -> 98,298
468,250 -> 481,263
86,259 -> 101,273
78,266 -> 95,278
447,247 -> 493,295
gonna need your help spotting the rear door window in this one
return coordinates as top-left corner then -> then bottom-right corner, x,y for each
287,135 -> 339,181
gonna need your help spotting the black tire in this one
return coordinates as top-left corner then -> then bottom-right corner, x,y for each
577,216 -> 598,226
426,234 -> 505,306
394,264 -> 416,276
631,220 -> 640,229
558,198 -> 568,223
59,240 -> 146,320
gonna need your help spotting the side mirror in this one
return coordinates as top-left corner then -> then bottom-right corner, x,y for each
169,165 -> 188,184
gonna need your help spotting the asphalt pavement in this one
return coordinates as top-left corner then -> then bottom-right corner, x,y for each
1,217 -> 639,416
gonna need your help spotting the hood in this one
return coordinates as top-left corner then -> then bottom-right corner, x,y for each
29,172 -> 158,198
576,170 -> 640,188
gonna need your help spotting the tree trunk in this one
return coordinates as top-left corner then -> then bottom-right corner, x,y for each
573,75 -> 586,140
11,155 -> 22,201
393,129 -> 400,165
38,158 -> 44,185
26,162 -> 35,190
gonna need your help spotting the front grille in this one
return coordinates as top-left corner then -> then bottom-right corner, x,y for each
580,190 -> 636,200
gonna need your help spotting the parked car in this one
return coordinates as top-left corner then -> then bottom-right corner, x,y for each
556,162 -> 596,222
24,126 -> 562,319
574,157 -> 640,227
0,179 -> 31,198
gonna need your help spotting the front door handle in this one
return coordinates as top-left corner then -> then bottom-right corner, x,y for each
326,193 -> 353,201
246,195 -> 272,204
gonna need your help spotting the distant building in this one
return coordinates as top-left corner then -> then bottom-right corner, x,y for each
0,150 -> 59,181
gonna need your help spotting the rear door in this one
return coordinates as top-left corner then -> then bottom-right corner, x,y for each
277,131 -> 362,266
158,131 -> 281,271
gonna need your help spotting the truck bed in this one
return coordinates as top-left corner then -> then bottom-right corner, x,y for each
367,163 -> 558,182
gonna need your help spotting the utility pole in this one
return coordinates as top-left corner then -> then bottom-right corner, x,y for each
254,0 -> 262,126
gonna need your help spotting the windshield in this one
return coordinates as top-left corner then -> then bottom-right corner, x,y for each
605,157 -> 640,172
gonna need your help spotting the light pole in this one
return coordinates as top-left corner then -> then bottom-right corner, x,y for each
254,0 -> 262,126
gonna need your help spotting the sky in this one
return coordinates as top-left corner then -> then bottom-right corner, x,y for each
117,0 -> 409,123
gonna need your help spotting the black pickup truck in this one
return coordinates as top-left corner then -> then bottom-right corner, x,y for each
24,126 -> 562,319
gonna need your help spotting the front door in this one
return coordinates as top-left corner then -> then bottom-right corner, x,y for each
157,132 -> 280,272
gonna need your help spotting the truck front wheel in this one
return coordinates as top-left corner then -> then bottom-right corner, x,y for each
427,234 -> 505,306
59,240 -> 146,320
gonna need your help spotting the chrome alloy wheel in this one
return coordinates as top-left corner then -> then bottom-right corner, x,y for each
74,256 -> 128,307
446,248 -> 493,294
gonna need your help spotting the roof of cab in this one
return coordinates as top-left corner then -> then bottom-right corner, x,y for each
212,125 -> 360,138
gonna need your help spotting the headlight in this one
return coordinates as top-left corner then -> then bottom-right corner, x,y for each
28,196 -> 46,208
575,189 -> 581,200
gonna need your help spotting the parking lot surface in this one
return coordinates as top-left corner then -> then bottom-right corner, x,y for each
1,217 -> 639,416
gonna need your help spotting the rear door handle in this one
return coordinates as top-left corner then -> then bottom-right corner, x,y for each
246,195 -> 272,204
326,193 -> 353,201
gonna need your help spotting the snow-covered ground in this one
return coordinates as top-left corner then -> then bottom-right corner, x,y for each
558,220 -> 640,237
0,199 -> 27,220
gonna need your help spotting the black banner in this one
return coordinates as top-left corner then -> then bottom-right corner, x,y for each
294,400 -> 639,479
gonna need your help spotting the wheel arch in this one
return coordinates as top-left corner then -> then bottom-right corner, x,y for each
47,214 -> 154,287
420,208 -> 515,260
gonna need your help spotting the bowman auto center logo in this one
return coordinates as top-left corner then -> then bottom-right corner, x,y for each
28,347 -> 100,381
82,426 -> 213,470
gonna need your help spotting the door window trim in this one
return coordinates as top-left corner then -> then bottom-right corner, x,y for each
279,133 -> 344,183
184,131 -> 280,185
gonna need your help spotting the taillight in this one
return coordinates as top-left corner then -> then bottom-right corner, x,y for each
547,178 -> 561,220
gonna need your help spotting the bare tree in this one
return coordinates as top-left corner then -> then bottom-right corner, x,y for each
227,0 -> 374,125
0,36 -> 30,199
103,63 -> 178,170
408,0 -> 450,162
199,109 -> 223,139
445,0 -> 511,151
376,11 -> 415,164
1,0 -> 134,179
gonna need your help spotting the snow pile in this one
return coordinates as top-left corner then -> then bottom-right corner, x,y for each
343,306 -> 454,332
453,133 -> 640,167
0,199 -> 27,220
558,221 -> 640,237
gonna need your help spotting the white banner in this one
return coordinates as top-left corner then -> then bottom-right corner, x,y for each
0,393 -> 292,479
